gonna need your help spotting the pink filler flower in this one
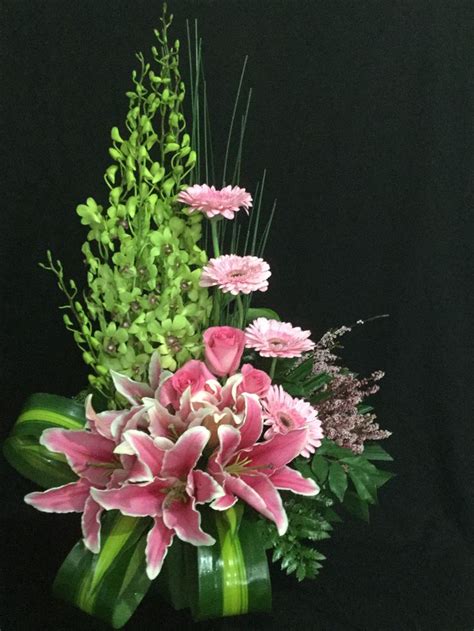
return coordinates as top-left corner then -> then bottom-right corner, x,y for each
245,318 -> 315,357
177,184 -> 252,219
200,255 -> 271,295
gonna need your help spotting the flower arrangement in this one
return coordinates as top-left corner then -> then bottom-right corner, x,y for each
4,7 -> 393,628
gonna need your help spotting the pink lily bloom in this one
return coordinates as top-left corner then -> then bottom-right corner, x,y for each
100,351 -> 167,441
24,422 -> 119,553
24,395 -> 149,553
208,426 -> 319,535
91,426 -> 223,580
147,369 -> 264,449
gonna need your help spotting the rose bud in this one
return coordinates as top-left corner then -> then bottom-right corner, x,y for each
238,363 -> 271,397
203,326 -> 245,377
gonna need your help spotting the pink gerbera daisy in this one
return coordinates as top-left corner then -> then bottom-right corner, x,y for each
177,184 -> 252,220
244,318 -> 315,358
263,385 -> 324,457
200,255 -> 271,295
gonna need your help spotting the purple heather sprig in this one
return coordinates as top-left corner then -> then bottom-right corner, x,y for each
307,323 -> 391,453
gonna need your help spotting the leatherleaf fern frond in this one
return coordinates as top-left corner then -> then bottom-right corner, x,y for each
42,7 -> 212,402
260,492 -> 339,581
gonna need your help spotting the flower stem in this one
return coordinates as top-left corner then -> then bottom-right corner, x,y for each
210,219 -> 220,258
212,290 -> 221,325
269,357 -> 278,380
236,294 -> 245,329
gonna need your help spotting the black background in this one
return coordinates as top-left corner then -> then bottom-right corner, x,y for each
1,1 -> 473,630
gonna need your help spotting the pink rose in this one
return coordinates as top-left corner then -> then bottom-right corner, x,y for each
159,360 -> 214,410
238,363 -> 271,397
203,326 -> 245,377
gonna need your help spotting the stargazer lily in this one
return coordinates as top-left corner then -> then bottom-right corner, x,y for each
91,426 -> 223,579
208,425 -> 319,535
24,395 -> 149,553
25,422 -> 118,553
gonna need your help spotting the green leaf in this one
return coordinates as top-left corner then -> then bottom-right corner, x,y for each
260,493 -> 333,581
3,435 -> 77,489
323,508 -> 343,523
317,438 -> 354,459
286,357 -> 313,381
279,383 -> 306,397
303,373 -> 332,392
348,463 -> 378,504
184,507 -> 271,621
294,458 -> 315,481
328,462 -> 348,502
343,491 -> 370,522
3,393 -> 86,488
311,455 -> 329,483
245,307 -> 281,323
362,443 -> 394,461
53,512 -> 151,629
370,468 -> 395,487
357,404 -> 374,414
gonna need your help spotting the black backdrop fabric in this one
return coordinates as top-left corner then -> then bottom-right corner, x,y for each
1,1 -> 473,630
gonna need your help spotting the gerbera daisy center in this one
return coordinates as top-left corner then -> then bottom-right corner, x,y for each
229,269 -> 246,278
278,413 -> 294,429
268,337 -> 285,349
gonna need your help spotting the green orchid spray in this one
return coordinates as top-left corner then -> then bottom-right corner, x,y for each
43,8 -> 211,403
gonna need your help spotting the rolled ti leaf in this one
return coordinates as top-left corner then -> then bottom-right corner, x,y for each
53,511 -> 152,629
3,393 -> 86,488
159,506 -> 271,620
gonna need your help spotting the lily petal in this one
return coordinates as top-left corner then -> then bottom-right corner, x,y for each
145,516 -> 174,580
40,428 -> 116,486
148,401 -> 187,439
120,430 -> 165,480
111,370 -> 154,405
211,492 -> 238,511
270,466 -> 320,496
91,480 -> 166,517
163,497 -> 215,546
162,426 -> 210,479
25,479 -> 90,513
148,352 -> 162,392
225,474 -> 275,524
238,394 -> 263,450
85,395 -> 116,441
245,428 -> 309,472
82,496 -> 103,553
112,405 -> 149,440
220,373 -> 243,408
241,472 -> 288,535
191,470 -> 224,504
214,425 -> 241,468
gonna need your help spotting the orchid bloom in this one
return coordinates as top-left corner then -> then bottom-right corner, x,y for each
208,426 -> 319,535
91,426 -> 223,579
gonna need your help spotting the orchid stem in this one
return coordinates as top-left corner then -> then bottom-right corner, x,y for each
269,357 -> 277,380
236,294 -> 244,328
